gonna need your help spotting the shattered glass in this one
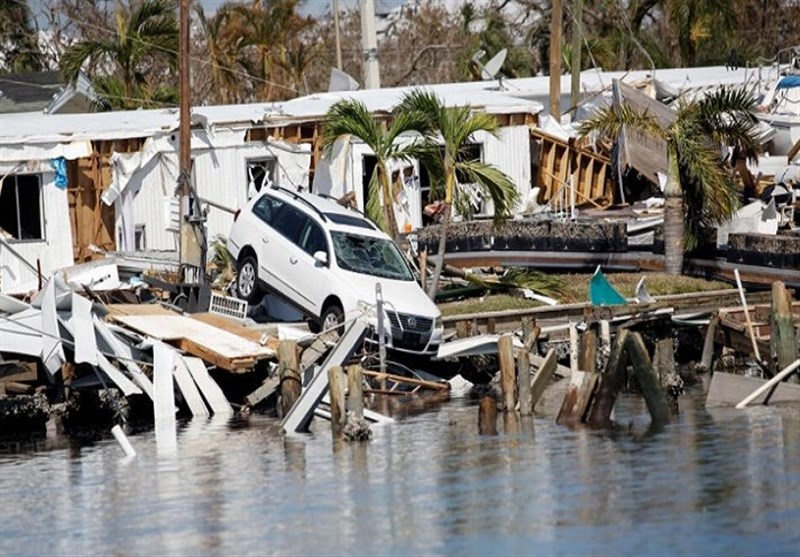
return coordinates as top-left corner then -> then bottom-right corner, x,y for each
331,232 -> 413,280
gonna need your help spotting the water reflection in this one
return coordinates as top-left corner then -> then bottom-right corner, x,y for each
0,394 -> 798,556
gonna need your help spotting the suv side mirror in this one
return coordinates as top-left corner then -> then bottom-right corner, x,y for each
313,250 -> 328,266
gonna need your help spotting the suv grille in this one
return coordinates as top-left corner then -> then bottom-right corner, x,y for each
386,312 -> 433,351
387,312 -> 433,333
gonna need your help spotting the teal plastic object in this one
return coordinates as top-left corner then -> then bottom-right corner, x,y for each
589,266 -> 627,306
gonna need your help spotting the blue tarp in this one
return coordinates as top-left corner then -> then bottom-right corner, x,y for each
776,75 -> 800,89
49,157 -> 68,189
589,266 -> 627,306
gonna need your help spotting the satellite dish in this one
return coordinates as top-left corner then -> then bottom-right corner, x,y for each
472,48 -> 507,80
328,68 -> 360,92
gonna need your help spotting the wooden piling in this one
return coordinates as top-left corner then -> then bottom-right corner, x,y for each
771,281 -> 798,376
587,329 -> 629,427
625,332 -> 671,424
346,364 -> 364,420
278,340 -> 301,418
455,319 -> 473,339
517,346 -> 532,416
578,327 -> 597,374
598,320 -> 611,371
698,313 -> 719,372
478,395 -> 498,435
569,322 -> 579,372
654,337 -> 675,383
327,365 -> 346,435
498,334 -> 517,412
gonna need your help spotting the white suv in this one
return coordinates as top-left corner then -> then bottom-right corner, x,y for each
227,187 -> 444,356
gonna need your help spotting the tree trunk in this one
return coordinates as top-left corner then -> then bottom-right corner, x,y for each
426,203 -> 451,299
379,163 -> 399,242
663,147 -> 684,275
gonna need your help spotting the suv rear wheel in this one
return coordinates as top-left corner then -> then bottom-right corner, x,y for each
236,254 -> 262,304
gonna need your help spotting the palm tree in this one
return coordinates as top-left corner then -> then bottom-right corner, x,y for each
579,84 -> 761,274
321,99 -> 432,239
61,0 -> 178,110
395,89 -> 520,298
195,3 -> 248,105
0,0 -> 44,72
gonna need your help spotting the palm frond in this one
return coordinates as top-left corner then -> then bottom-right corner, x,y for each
322,99 -> 382,156
455,159 -> 520,222
461,269 -> 567,300
365,168 -> 386,232
578,104 -> 664,140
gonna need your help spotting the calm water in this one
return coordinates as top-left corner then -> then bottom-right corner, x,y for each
1,390 -> 798,557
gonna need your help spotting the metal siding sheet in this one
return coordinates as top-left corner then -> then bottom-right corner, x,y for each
482,126 -> 531,211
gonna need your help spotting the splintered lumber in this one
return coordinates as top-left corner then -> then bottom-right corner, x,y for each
498,335 -> 517,412
587,329 -> 629,427
112,314 -> 274,371
244,375 -> 280,408
172,355 -> 210,418
735,359 -> 800,409
478,395 -> 498,435
361,370 -> 448,391
698,313 -> 720,372
556,370 -> 598,426
181,356 -> 233,416
530,348 -> 558,412
279,341 -> 301,418
93,315 -> 154,399
734,268 -> 762,363
517,347 -> 532,416
281,318 -> 367,434
771,282 -> 798,374
624,332 -> 671,424
569,323 -> 579,372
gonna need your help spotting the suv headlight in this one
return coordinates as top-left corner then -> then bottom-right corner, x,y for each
434,315 -> 443,330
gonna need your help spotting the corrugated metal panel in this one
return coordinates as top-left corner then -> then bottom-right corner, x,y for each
481,126 -> 532,211
1,172 -> 74,291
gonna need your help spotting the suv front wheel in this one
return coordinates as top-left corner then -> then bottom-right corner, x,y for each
319,304 -> 344,336
236,254 -> 262,304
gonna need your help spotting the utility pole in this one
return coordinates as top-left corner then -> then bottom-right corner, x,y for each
178,0 -> 205,285
333,0 -> 343,70
360,0 -> 380,89
549,0 -> 562,121
570,0 -> 583,117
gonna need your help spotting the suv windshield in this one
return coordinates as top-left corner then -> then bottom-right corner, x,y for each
331,232 -> 413,281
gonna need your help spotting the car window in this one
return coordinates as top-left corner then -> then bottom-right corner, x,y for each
331,232 -> 413,281
252,194 -> 282,225
324,213 -> 376,230
300,221 -> 327,256
272,204 -> 308,244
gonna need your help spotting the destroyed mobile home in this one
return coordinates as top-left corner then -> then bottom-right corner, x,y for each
1,60 -> 800,445
1,255 -> 798,446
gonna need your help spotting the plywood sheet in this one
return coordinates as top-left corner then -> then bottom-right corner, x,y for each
114,314 -> 275,364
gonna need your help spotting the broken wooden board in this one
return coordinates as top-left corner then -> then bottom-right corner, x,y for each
112,315 -> 275,371
191,313 -> 281,352
706,371 -> 800,407
172,354 -> 210,418
181,356 -> 233,417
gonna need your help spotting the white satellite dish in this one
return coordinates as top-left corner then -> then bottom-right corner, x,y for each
328,68 -> 360,92
472,48 -> 508,80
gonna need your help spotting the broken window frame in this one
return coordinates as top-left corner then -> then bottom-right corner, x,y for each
246,157 -> 277,199
0,173 -> 45,242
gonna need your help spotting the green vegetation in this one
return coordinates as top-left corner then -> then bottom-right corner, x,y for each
437,272 -> 729,316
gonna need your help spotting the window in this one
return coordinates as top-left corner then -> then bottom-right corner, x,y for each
0,174 -> 43,241
299,221 -> 327,256
272,204 -> 308,244
247,158 -> 277,199
252,194 -> 282,224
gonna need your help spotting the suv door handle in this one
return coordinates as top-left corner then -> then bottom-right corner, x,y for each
261,237 -> 268,244
289,256 -> 298,264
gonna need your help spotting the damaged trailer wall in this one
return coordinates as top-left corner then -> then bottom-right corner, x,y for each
313,126 -> 532,231
0,162 -> 73,292
120,130 -> 311,252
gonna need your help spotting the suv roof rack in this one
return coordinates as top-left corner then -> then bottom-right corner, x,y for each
272,185 -> 327,222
